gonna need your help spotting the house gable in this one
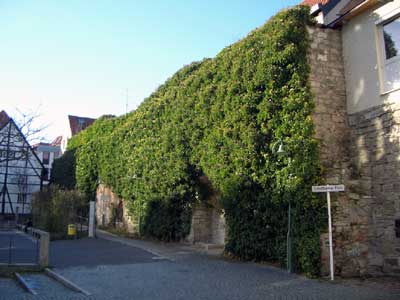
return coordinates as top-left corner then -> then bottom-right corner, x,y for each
0,111 -> 44,215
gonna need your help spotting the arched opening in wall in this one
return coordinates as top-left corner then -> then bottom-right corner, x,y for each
96,184 -> 137,233
186,176 -> 226,246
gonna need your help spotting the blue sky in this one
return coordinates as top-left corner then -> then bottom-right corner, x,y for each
0,0 -> 300,140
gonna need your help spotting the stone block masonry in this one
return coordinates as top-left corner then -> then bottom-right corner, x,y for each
186,201 -> 226,245
186,176 -> 226,246
348,102 -> 400,276
308,25 -> 400,276
95,182 -> 226,245
308,25 -> 368,277
96,184 -> 137,233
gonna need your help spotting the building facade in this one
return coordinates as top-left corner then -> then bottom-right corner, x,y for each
96,0 -> 399,277
305,0 -> 400,276
33,137 -> 62,185
61,115 -> 96,153
0,111 -> 44,216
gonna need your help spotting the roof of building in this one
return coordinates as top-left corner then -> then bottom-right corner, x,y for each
339,0 -> 372,15
51,135 -> 62,146
301,0 -> 330,6
32,141 -> 61,149
301,0 -> 386,27
0,110 -> 45,171
0,110 -> 10,129
68,115 -> 96,136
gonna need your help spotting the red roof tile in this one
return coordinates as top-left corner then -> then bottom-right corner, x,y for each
0,110 -> 10,129
301,0 -> 330,6
51,135 -> 62,146
68,115 -> 96,136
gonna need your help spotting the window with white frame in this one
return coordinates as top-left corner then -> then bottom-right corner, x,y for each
379,15 -> 400,93
383,18 -> 400,59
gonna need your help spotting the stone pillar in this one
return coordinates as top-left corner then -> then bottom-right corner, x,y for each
38,230 -> 49,267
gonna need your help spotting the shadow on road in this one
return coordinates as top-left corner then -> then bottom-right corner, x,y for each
50,237 -> 157,268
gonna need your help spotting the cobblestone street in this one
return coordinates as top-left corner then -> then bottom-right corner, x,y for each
0,232 -> 399,300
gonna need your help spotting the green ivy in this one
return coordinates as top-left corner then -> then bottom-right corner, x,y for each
51,149 -> 76,190
53,6 -> 325,276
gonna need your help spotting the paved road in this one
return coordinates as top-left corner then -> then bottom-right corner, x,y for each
52,255 -> 399,300
0,230 -> 38,264
0,233 -> 399,300
50,237 -> 157,268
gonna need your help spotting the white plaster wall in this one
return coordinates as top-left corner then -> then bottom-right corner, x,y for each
61,119 -> 72,153
0,122 -> 42,214
34,145 -> 61,184
342,0 -> 400,114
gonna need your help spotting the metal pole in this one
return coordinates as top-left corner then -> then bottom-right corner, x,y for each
8,235 -> 12,264
88,201 -> 95,238
287,157 -> 293,273
327,191 -> 334,280
287,199 -> 292,273
36,236 -> 39,264
15,207 -> 19,225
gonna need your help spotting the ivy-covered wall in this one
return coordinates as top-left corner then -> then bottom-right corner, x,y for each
53,6 -> 326,276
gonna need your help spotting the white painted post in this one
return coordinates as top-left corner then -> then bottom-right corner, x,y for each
38,230 -> 49,267
312,184 -> 344,281
89,201 -> 96,238
327,191 -> 334,281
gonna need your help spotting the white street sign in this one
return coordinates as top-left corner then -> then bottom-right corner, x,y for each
312,184 -> 345,281
312,185 -> 345,193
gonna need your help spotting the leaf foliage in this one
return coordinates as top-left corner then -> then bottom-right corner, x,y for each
53,6 -> 325,275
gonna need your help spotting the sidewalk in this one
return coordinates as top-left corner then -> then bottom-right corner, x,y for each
330,276 -> 400,293
95,229 -> 214,261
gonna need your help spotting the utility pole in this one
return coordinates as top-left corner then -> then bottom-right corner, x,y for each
125,88 -> 129,114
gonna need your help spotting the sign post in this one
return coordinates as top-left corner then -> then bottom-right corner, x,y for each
312,184 -> 345,281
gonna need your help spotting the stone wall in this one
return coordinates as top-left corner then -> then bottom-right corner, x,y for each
308,25 -> 400,277
92,27 -> 400,275
186,176 -> 226,245
348,102 -> 400,275
96,183 -> 226,245
96,184 -> 137,233
308,26 -> 367,277
186,201 -> 226,245
187,201 -> 211,243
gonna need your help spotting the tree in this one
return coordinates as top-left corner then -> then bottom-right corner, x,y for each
384,31 -> 398,59
14,108 -> 48,144
0,108 -> 48,164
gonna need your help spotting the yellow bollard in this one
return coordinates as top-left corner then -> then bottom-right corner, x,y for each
67,224 -> 76,237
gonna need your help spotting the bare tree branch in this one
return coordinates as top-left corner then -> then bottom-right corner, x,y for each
14,106 -> 49,144
0,107 -> 48,165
